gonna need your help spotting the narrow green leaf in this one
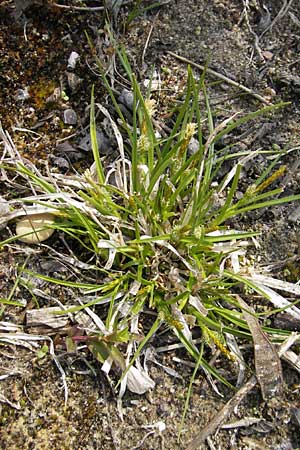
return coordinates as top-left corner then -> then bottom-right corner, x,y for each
90,85 -> 105,185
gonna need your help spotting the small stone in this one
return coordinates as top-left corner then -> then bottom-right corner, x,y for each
67,51 -> 80,69
16,213 -> 55,244
118,89 -> 134,110
56,140 -> 83,162
78,130 -> 111,153
63,108 -> 77,125
262,50 -> 273,60
49,155 -> 70,171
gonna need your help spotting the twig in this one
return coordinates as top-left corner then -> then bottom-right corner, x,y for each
0,393 -> 21,410
53,2 -> 104,11
142,12 -> 160,65
167,51 -> 272,105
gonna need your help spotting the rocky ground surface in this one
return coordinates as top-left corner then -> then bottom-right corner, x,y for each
1,0 -> 300,449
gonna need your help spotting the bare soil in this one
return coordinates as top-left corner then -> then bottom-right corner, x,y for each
1,1 -> 300,449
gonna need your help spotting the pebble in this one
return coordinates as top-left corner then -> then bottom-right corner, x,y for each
63,108 -> 77,125
78,130 -> 111,153
49,155 -> 70,171
16,213 -> 55,244
67,51 -> 80,70
118,89 -> 134,110
262,50 -> 273,60
56,140 -> 83,162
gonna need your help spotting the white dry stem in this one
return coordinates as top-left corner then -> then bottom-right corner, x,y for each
189,295 -> 208,316
149,174 -> 163,201
119,317 -> 136,399
49,173 -> 92,190
29,289 -> 74,325
101,356 -> 114,375
183,113 -> 240,226
76,299 -> 108,335
0,205 -> 60,227
119,313 -> 155,397
97,239 -> 117,269
0,371 -> 22,381
113,158 -> 131,193
278,332 -> 300,374
97,229 -> 125,269
95,103 -> 128,195
12,192 -> 123,235
0,337 -> 37,350
126,365 -> 155,395
207,229 -> 248,274
249,272 -> 300,296
221,417 -> 263,429
0,126 -> 23,161
225,332 -> 247,388
137,210 -> 149,235
230,250 -> 242,274
247,273 -> 300,320
26,306 -> 69,329
137,164 -> 150,190
40,244 -> 98,271
218,151 -> 260,193
129,280 -> 141,296
282,350 -> 300,373
144,347 -> 183,379
156,338 -> 202,353
0,393 -> 21,410
0,322 -> 23,332
278,332 -> 300,356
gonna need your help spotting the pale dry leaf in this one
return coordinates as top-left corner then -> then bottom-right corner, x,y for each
237,295 -> 283,400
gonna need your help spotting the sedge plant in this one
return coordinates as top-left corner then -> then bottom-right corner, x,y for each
1,50 -> 300,397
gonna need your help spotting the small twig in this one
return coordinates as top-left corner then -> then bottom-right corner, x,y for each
53,2 -> 104,11
142,11 -> 160,65
167,51 -> 272,105
0,393 -> 21,410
